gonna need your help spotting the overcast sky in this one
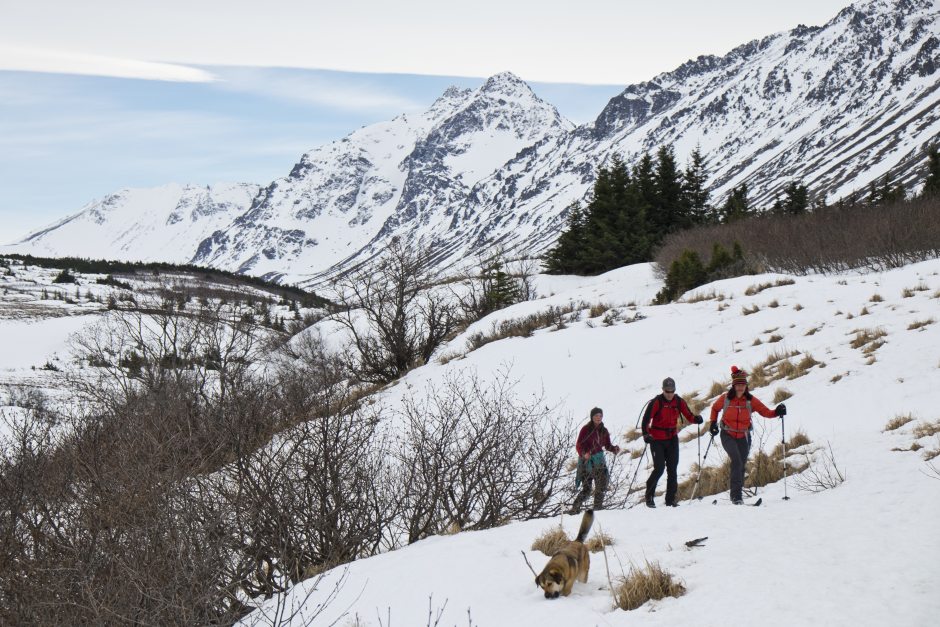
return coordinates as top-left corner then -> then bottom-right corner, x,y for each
1,0 -> 854,244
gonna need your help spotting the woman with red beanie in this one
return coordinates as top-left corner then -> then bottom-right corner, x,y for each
708,366 -> 787,504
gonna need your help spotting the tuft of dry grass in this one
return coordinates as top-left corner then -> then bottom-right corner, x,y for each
623,428 -> 644,444
707,381 -> 725,398
849,327 -> 887,351
859,306 -> 870,316
902,287 -> 915,298
768,299 -> 780,308
884,414 -> 915,432
589,303 -> 612,318
752,338 -> 763,346
869,293 -> 884,302
585,531 -> 615,553
793,303 -> 804,311
804,326 -> 820,336
908,318 -> 935,330
676,460 -> 731,501
767,334 -> 783,343
744,279 -> 795,296
830,374 -> 843,383
773,388 -> 793,404
682,290 -> 725,304
741,304 -> 760,316
531,526 -> 570,556
613,561 -> 686,611
913,420 -> 940,439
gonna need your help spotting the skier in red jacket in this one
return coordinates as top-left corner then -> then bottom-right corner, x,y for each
641,377 -> 703,507
708,366 -> 787,504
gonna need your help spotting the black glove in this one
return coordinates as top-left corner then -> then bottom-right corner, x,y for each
693,415 -> 704,424
642,432 -> 653,444
775,404 -> 787,416
708,422 -> 720,436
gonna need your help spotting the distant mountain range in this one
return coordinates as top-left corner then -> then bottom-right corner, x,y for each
11,0 -> 939,287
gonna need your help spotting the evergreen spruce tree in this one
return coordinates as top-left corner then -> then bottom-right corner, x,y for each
720,184 -> 751,223
650,145 -> 686,241
543,202 -> 587,274
922,146 -> 940,198
683,146 -> 712,224
781,181 -> 809,215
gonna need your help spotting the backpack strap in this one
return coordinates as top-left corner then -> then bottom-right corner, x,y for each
720,394 -> 752,433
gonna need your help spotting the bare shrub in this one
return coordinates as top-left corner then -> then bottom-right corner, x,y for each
393,368 -> 573,542
884,414 -> 915,431
654,194 -> 940,275
331,239 -> 459,384
794,442 -> 846,492
613,561 -> 686,611
589,302 -> 612,317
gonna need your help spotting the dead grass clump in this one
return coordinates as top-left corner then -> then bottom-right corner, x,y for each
741,304 -> 760,316
773,388 -> 793,404
676,460 -> 731,501
804,326 -> 820,336
744,278 -> 795,296
682,290 -> 725,304
859,306 -> 870,316
869,293 -> 884,302
752,338 -> 763,346
913,420 -> 940,439
767,334 -> 783,343
768,299 -> 780,308
902,287 -> 915,298
884,414 -> 915,431
531,527 -> 570,556
924,449 -> 940,461
680,428 -> 705,443
585,531 -> 615,553
830,374 -> 843,383
466,304 -> 579,351
623,428 -> 644,443
707,381 -> 725,398
613,561 -> 686,611
589,303 -> 612,318
849,327 -> 887,351
794,303 -> 804,311
908,318 -> 935,330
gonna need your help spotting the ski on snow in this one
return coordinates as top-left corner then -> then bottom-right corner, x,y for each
711,497 -> 762,506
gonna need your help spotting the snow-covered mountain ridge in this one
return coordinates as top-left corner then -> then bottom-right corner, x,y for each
9,0 -> 940,287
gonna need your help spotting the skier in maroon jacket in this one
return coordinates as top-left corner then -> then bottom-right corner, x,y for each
569,407 -> 621,513
642,377 -> 703,507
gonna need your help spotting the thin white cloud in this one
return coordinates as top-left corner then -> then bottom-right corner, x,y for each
0,44 -> 217,82
214,67 -> 425,113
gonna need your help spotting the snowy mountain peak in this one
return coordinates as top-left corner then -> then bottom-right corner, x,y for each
8,0 -> 937,288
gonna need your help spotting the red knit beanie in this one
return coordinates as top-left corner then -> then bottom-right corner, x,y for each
731,365 -> 748,385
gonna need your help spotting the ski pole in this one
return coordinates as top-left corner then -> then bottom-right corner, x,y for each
624,445 -> 648,508
635,399 -> 652,429
689,433 -> 716,502
781,414 -> 790,501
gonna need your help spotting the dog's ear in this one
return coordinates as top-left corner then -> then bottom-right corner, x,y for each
534,574 -> 541,587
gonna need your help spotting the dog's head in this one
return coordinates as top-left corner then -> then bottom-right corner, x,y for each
535,568 -> 564,599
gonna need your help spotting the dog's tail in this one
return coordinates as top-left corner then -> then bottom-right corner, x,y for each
575,509 -> 594,543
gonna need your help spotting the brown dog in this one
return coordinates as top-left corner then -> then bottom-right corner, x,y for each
535,509 -> 594,599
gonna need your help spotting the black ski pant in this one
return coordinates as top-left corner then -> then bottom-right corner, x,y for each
645,436 -> 679,504
720,430 -> 751,502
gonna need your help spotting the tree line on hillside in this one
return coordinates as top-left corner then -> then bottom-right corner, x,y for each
4,253 -> 330,309
544,144 -> 940,300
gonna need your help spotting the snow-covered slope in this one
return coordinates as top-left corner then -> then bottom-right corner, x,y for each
15,183 -> 262,263
9,0 -> 940,287
241,259 -> 940,626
